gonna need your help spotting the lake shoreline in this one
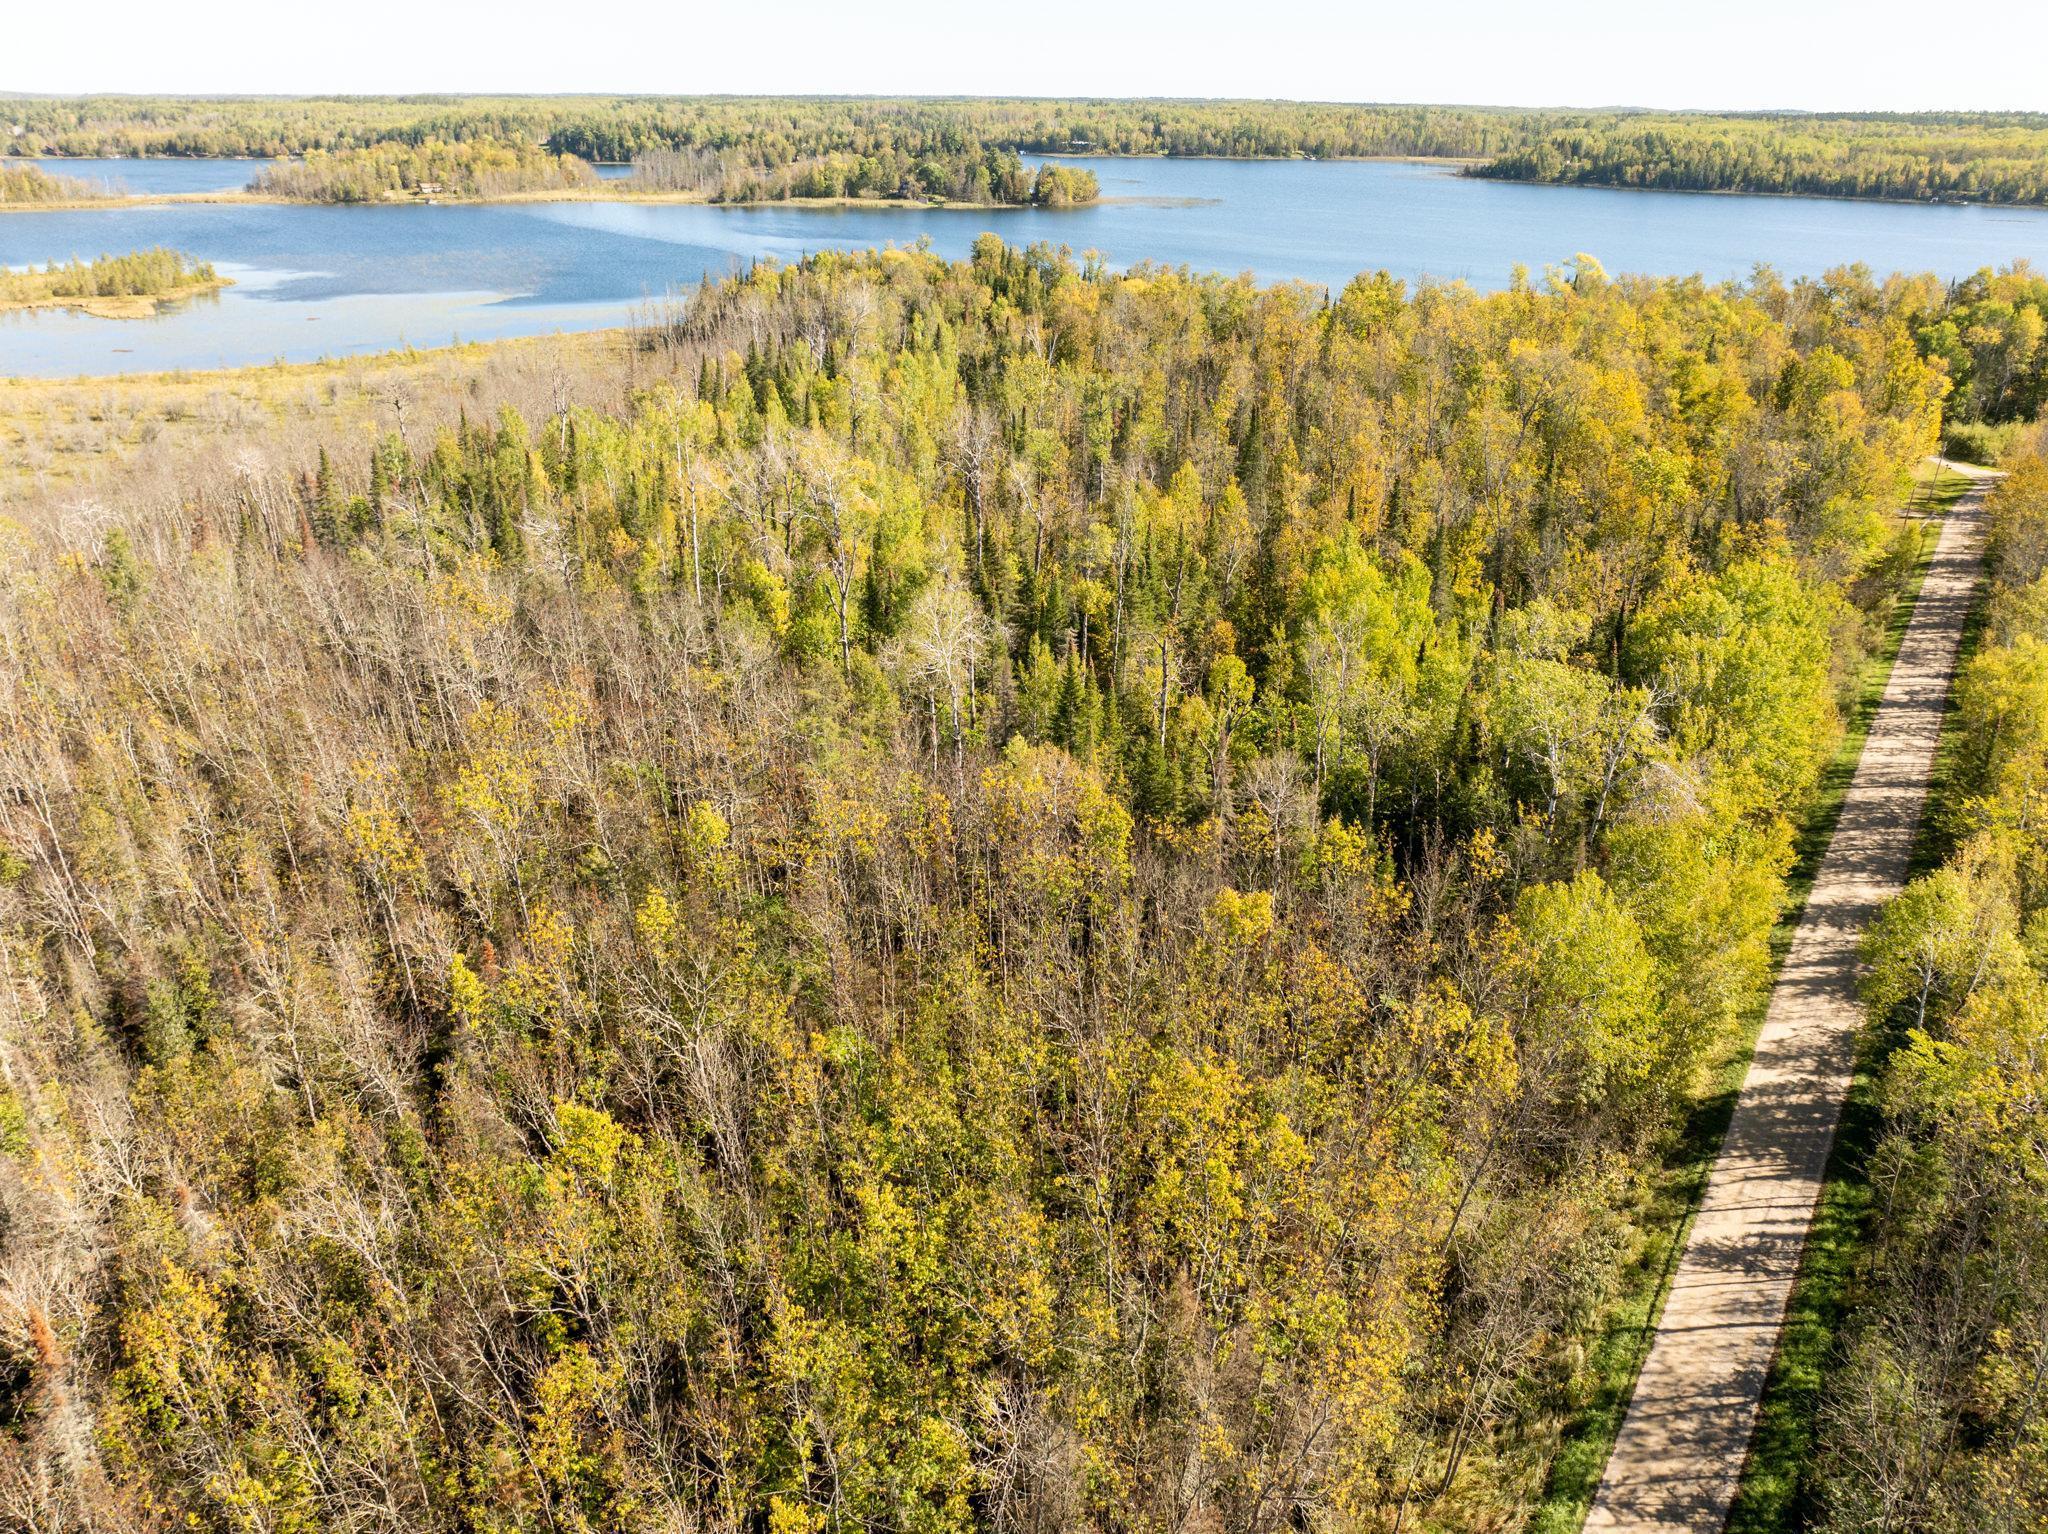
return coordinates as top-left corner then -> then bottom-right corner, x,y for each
0,273 -> 234,319
1458,167 -> 2045,211
7,152 -> 2047,379
0,320 -> 616,387
0,186 -> 1105,214
15,150 -> 2045,211
0,150 -> 1481,215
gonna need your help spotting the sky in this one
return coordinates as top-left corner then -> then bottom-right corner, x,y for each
7,0 -> 2048,112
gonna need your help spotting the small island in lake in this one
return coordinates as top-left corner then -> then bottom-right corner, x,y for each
245,137 -> 1101,208
0,247 -> 231,318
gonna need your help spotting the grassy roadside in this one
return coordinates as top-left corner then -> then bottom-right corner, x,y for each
1525,470 -> 1958,1533
1724,464 -> 1985,1533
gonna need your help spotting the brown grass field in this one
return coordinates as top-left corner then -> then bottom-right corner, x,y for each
0,327 -> 666,524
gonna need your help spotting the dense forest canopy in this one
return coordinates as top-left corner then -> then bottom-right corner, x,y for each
0,241 -> 1980,1531
1918,264 -> 2048,429
9,94 -> 2048,205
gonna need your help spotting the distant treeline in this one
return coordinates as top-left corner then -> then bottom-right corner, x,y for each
14,95 -> 2048,205
0,96 -> 1541,163
1478,113 -> 2048,204
535,98 -> 1525,165
4,94 -> 554,159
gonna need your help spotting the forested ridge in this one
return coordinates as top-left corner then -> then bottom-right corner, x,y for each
0,242 -> 1992,1533
11,95 -> 2048,205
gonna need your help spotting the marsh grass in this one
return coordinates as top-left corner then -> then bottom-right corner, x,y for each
0,328 -> 636,512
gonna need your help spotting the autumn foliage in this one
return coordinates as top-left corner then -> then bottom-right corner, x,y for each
0,243 -> 1949,1530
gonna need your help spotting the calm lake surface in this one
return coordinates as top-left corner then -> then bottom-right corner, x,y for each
7,155 -> 2048,378
31,157 -> 277,195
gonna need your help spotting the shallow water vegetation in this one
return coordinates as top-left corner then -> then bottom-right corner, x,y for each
0,247 -> 226,318
0,243 -> 1952,1531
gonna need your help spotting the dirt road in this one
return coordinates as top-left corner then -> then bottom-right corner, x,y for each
1583,467 -> 1995,1533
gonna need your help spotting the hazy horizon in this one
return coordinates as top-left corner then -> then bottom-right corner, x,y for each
7,90 -> 2047,117
13,0 -> 2048,114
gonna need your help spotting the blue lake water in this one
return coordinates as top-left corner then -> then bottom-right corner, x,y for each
31,156 -> 276,195
6,155 -> 2048,378
29,156 -> 625,192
